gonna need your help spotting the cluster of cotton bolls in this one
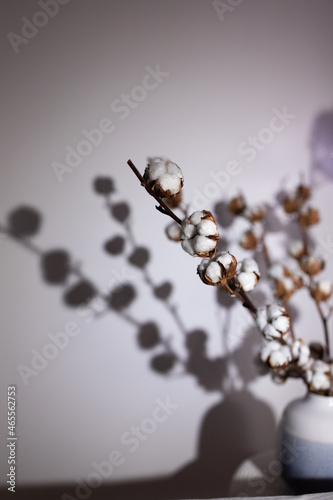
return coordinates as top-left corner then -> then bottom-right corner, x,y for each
140,158 -> 333,395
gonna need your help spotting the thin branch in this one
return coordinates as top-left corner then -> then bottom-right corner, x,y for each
283,300 -> 295,341
314,299 -> 331,360
127,159 -> 182,225
0,224 -> 43,256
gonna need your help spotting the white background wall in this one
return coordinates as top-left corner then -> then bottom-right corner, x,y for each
1,0 -> 333,496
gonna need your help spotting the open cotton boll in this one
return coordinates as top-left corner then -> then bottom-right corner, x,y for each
197,251 -> 237,286
181,210 -> 219,258
310,279 -> 333,301
144,157 -> 183,197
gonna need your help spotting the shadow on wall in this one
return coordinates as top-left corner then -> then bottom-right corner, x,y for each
2,176 -> 284,499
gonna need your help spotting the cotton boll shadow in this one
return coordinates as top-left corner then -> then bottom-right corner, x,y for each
104,235 -> 126,255
7,206 -> 41,238
213,200 -> 234,228
111,201 -> 130,223
154,281 -> 172,300
63,280 -> 96,307
216,287 -> 237,309
264,203 -> 285,232
128,246 -> 150,268
137,322 -> 161,349
150,352 -> 177,374
41,250 -> 71,285
107,283 -> 136,310
93,176 -> 115,195
310,110 -> 333,179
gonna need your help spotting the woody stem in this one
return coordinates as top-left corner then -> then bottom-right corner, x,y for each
314,299 -> 331,360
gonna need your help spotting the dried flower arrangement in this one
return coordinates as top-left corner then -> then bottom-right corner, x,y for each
127,157 -> 333,396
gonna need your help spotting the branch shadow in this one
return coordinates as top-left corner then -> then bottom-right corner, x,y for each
1,179 -> 277,499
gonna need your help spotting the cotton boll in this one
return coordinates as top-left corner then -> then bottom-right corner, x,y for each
266,304 -> 285,321
144,157 -> 183,197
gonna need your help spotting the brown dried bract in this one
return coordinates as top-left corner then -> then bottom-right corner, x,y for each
229,195 -> 246,215
300,255 -> 324,276
298,207 -> 320,227
240,230 -> 258,250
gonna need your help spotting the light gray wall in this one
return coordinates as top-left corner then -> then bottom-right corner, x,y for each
1,0 -> 333,495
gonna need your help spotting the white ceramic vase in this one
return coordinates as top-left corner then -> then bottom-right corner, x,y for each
276,391 -> 333,493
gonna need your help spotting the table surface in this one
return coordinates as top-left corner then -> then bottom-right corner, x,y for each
229,449 -> 297,497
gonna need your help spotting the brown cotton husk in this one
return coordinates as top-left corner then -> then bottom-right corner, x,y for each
300,256 -> 324,276
229,195 -> 246,215
275,280 -> 295,301
240,230 -> 257,250
298,207 -> 320,227
283,196 -> 300,214
164,191 -> 183,208
309,342 -> 324,360
310,284 -> 332,302
296,184 -> 311,202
